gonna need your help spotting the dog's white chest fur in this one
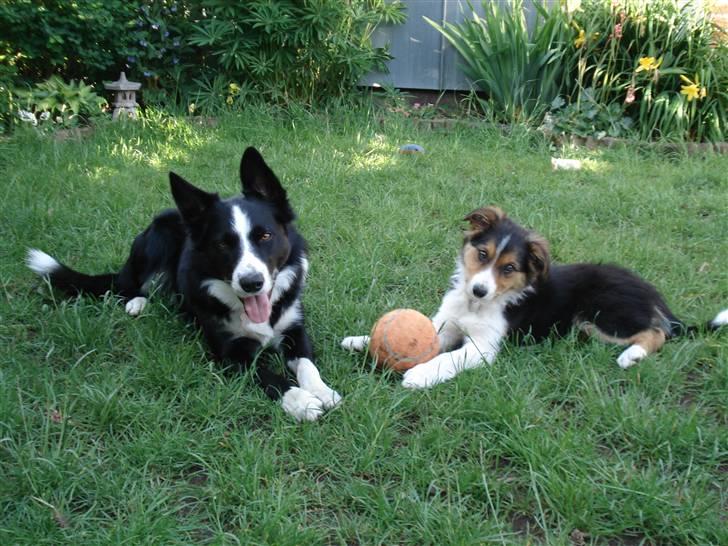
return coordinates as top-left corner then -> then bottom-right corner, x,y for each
203,264 -> 304,346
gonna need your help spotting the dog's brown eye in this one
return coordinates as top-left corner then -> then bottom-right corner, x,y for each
259,231 -> 272,242
478,249 -> 488,261
502,264 -> 516,275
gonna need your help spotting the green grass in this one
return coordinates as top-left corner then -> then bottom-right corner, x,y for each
1,108 -> 727,545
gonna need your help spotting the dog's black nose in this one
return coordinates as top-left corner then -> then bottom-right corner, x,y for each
238,273 -> 264,293
472,284 -> 488,298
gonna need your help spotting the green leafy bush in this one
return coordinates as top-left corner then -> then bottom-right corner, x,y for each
14,76 -> 106,128
187,0 -> 405,105
542,90 -> 634,139
0,1 -> 404,110
0,0 -> 138,84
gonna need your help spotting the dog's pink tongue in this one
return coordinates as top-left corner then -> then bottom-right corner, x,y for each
242,293 -> 271,324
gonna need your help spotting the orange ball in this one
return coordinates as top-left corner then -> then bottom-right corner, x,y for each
369,309 -> 440,372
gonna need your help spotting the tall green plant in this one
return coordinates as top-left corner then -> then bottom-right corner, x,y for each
426,0 -> 570,122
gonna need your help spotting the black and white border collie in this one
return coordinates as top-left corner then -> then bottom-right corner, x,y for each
27,147 -> 341,420
342,206 -> 727,389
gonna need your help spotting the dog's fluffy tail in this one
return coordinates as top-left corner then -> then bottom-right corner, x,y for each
26,248 -> 118,297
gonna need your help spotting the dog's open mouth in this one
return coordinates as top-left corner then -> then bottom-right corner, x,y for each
241,292 -> 272,324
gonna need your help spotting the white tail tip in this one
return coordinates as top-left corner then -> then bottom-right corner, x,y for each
26,248 -> 60,276
711,309 -> 728,328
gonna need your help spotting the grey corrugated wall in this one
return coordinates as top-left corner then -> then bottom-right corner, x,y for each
361,0 -> 546,91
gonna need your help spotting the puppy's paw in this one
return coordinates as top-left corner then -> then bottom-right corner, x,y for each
617,344 -> 647,369
125,296 -> 148,316
341,335 -> 369,352
401,361 -> 453,389
281,387 -> 325,422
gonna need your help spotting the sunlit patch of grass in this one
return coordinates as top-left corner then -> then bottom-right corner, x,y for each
1,107 -> 726,544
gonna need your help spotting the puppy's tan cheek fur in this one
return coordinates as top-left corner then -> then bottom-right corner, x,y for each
495,271 -> 528,295
494,252 -> 527,295
462,241 -> 495,282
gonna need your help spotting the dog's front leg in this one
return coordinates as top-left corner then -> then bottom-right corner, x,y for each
282,325 -> 342,412
401,331 -> 502,389
218,334 -> 325,422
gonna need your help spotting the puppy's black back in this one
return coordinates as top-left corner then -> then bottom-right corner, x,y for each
506,263 -> 679,341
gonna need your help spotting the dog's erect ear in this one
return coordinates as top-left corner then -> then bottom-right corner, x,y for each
526,232 -> 550,282
464,206 -> 505,231
170,172 -> 219,226
240,147 -> 295,224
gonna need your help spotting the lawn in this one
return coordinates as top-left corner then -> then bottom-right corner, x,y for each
1,108 -> 727,545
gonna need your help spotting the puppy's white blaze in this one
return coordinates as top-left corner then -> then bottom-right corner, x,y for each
711,308 -> 728,327
617,344 -> 648,369
495,234 -> 512,258
26,249 -> 60,276
280,387 -> 325,422
470,267 -> 497,299
230,205 -> 272,295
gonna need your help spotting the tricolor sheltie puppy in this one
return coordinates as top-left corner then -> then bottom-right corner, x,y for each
343,206 -> 726,389
27,147 -> 340,420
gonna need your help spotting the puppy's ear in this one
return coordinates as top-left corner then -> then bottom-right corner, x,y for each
526,232 -> 550,282
464,206 -> 505,231
170,172 -> 219,227
240,147 -> 295,224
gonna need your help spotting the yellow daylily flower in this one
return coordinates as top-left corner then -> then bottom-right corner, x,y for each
681,83 -> 700,101
680,75 -> 707,102
635,56 -> 662,73
574,29 -> 586,48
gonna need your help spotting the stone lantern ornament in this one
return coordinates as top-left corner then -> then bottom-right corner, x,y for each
104,72 -> 141,120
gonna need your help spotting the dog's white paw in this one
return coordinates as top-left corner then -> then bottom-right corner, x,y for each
281,387 -> 325,422
309,385 -> 342,410
125,296 -> 148,316
290,357 -> 342,410
341,335 -> 369,352
401,361 -> 453,389
617,344 -> 647,369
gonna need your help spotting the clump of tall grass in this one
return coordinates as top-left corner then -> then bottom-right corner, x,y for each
426,0 -> 571,123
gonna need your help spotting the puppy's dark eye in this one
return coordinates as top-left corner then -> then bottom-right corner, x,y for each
478,249 -> 489,261
217,240 -> 228,250
259,231 -> 273,242
502,264 -> 516,275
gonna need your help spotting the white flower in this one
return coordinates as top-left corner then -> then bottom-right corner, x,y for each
39,111 -> 51,121
18,110 -> 37,125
